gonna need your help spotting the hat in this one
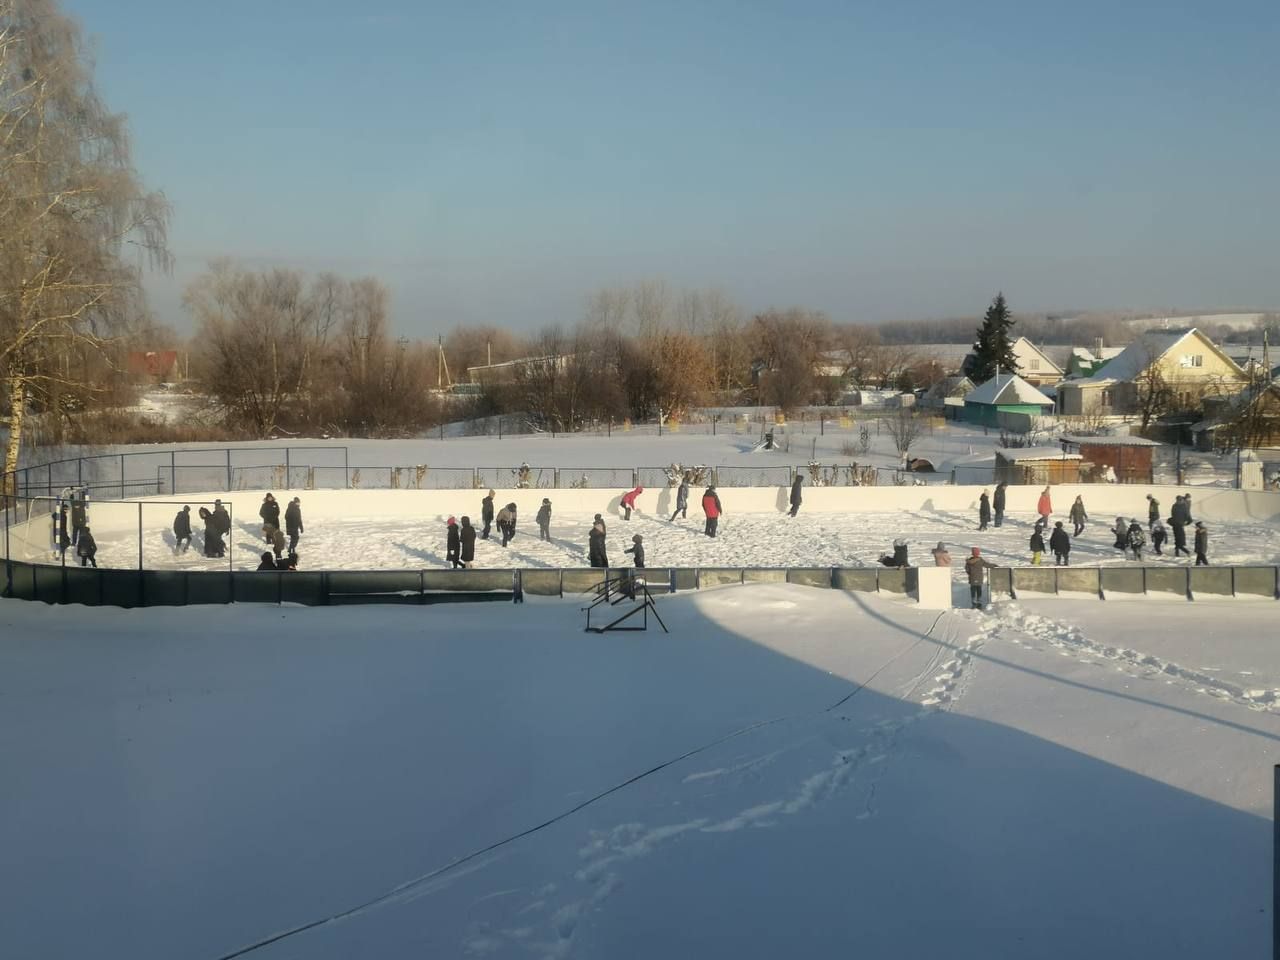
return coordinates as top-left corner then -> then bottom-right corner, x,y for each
1055,521 -> 1063,528
936,541 -> 946,550
594,513 -> 603,521
447,516 -> 456,525
182,505 -> 190,511
632,534 -> 642,542
292,497 -> 300,503
461,515 -> 470,524
488,489 -> 495,497
1146,494 -> 1153,500
971,547 -> 981,556
215,498 -> 222,504
261,552 -> 273,562
1195,521 -> 1205,528
543,497 -> 550,504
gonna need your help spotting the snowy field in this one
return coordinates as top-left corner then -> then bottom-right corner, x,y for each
7,483 -> 1280,571
2,586 -> 1276,958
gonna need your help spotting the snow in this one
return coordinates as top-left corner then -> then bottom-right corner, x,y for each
2,586 -> 1275,958
963,373 -> 1055,407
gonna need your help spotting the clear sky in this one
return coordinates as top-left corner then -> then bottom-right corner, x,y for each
66,0 -> 1280,336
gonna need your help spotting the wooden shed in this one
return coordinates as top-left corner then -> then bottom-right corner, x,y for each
994,447 -> 1083,485
1059,435 -> 1161,484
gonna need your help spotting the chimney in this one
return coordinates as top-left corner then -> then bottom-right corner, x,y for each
1095,336 -> 1103,359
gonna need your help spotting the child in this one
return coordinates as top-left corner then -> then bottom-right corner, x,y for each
1030,524 -> 1045,565
624,533 -> 645,568
536,498 -> 552,541
1126,519 -> 1146,562
1151,519 -> 1167,556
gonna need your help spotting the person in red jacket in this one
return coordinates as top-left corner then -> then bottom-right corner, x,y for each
620,485 -> 644,520
702,485 -> 722,538
1036,486 -> 1053,525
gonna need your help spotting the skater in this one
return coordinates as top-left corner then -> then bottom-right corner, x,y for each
1112,517 -> 1128,551
481,490 -> 495,540
965,547 -> 997,610
1171,512 -> 1190,557
879,539 -> 910,568
75,526 -> 98,568
1146,493 -> 1160,532
702,485 -> 722,538
55,504 -> 71,558
1049,521 -> 1071,566
460,516 -> 476,568
70,495 -> 87,546
1030,524 -> 1045,565
259,493 -> 280,538
670,473 -> 689,521
257,551 -> 277,571
1036,486 -> 1052,526
1126,519 -> 1145,561
285,497 -> 304,552
212,499 -> 231,539
992,482 -> 1007,527
536,498 -> 552,541
446,516 -> 462,569
173,505 -> 193,554
268,525 -> 287,560
931,542 -> 951,567
199,507 -> 215,557
1069,495 -> 1088,537
789,474 -> 803,517
977,490 -> 991,531
1194,522 -> 1209,565
625,533 -> 646,568
588,518 -> 609,568
620,485 -> 644,520
495,502 -> 517,547
1151,519 -> 1167,555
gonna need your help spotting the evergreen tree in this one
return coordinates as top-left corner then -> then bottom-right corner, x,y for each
967,293 -> 1019,383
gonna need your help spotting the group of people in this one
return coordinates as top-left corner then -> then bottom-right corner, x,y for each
188,500 -> 230,558
54,501 -> 98,567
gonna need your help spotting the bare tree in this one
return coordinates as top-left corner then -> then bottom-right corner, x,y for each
751,308 -> 829,411
885,407 -> 924,459
0,0 -> 170,488
1133,362 -> 1176,430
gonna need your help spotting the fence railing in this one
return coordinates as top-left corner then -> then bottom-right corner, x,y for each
989,564 -> 1280,600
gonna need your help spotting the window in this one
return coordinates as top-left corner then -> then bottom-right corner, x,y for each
1180,354 -> 1204,368
1029,358 -> 1040,370
1100,388 -> 1114,407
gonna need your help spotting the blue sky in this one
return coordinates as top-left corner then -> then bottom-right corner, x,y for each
67,0 -> 1280,336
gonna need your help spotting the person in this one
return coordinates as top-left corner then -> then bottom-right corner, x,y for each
789,474 -> 803,517
56,504 -> 71,558
1146,493 -> 1160,532
588,519 -> 609,568
460,516 -> 476,568
992,482 -> 1007,527
212,499 -> 231,539
964,547 -> 997,610
1049,521 -> 1071,566
1184,494 -> 1195,525
446,516 -> 462,568
173,505 -> 193,555
931,542 -> 951,566
495,502 -> 517,547
276,552 -> 298,571
257,551 -> 277,571
594,513 -> 607,537
620,485 -> 644,520
199,507 -> 217,557
977,490 -> 991,531
481,490 -> 495,540
76,526 -> 98,568
285,497 -> 304,552
1030,524 -> 1045,565
1069,495 -> 1088,537
1171,509 -> 1190,558
1037,486 -> 1052,526
260,493 -> 280,540
1125,520 -> 1145,561
70,495 -> 87,546
670,473 -> 690,521
268,525 -> 287,560
702,485 -> 722,538
1194,521 -> 1209,565
625,533 -> 646,568
879,539 -> 910,568
1151,519 -> 1167,556
1112,517 -> 1128,551
536,498 -> 552,541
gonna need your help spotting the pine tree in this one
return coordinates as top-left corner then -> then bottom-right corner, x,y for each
968,293 -> 1019,383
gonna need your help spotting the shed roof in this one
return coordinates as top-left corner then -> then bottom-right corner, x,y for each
996,447 -> 1084,463
1059,434 -> 1163,448
964,373 -> 1055,407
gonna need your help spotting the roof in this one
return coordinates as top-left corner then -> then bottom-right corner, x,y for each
964,373 -> 1055,407
1058,434 -> 1163,448
1012,337 -> 1064,374
996,447 -> 1084,463
1074,328 -> 1243,386
1070,346 -> 1125,361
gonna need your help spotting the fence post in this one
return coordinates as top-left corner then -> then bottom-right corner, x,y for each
286,448 -> 291,489
78,459 -> 83,486
554,468 -> 560,489
48,463 -> 52,497
226,449 -> 233,491
119,455 -> 124,499
137,502 -> 143,572
228,502 -> 234,575
632,469 -> 639,487
171,451 -> 177,496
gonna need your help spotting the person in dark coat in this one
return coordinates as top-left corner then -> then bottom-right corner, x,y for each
1069,496 -> 1088,537
70,496 -> 87,546
879,539 -> 910,567
481,490 -> 495,540
1194,522 -> 1209,565
212,499 -> 231,537
789,475 -> 803,517
1112,517 -> 1128,550
268,525 -> 286,560
1049,521 -> 1071,566
173,505 -> 193,554
257,551 -> 277,571
670,474 -> 690,521
1126,520 -> 1145,561
992,482 -> 1007,527
702,486 -> 722,538
1146,494 -> 1160,532
536,498 -> 552,541
276,552 -> 298,571
978,491 -> 991,531
259,493 -> 280,538
56,504 -> 71,557
1171,512 -> 1190,557
1030,525 -> 1046,565
76,527 -> 98,568
1151,519 -> 1167,555
199,507 -> 217,557
625,533 -> 646,568
588,519 -> 608,567
964,547 -> 996,610
446,516 -> 462,568
284,497 -> 304,552
495,503 -> 517,547
594,513 -> 607,537
460,516 -> 476,567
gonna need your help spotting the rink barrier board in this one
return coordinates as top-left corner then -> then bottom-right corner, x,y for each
997,565 -> 1280,601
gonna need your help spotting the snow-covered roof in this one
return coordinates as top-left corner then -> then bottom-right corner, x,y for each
1070,346 -> 1125,362
996,447 -> 1084,462
963,373 -> 1055,407
1012,337 -> 1064,374
1059,434 -> 1163,448
1074,328 -> 1240,386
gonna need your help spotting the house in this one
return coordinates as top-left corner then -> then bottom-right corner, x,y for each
1056,329 -> 1249,419
919,375 -> 975,409
994,447 -> 1083,485
1065,345 -> 1125,379
1059,434 -> 1163,483
1010,337 -> 1064,386
962,373 -> 1055,428
1191,382 -> 1280,451
127,350 -> 179,382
